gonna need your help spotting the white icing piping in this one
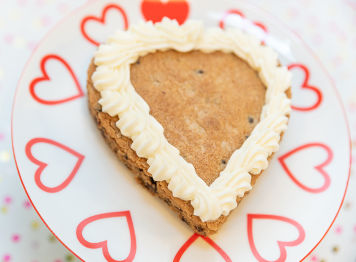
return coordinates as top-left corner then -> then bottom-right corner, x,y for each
93,18 -> 291,222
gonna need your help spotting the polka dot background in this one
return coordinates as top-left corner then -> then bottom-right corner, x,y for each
0,0 -> 355,261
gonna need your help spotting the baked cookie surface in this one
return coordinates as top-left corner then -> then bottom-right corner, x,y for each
131,50 -> 266,185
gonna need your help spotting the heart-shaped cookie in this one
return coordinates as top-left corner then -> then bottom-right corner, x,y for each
87,18 -> 291,235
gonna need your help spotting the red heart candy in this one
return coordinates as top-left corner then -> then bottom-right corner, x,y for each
141,0 -> 190,25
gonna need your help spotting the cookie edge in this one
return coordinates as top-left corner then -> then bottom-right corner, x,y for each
87,58 -> 291,236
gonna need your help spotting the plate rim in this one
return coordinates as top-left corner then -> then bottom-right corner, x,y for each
10,0 -> 352,261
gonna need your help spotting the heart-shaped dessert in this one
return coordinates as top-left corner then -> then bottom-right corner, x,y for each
87,18 -> 291,235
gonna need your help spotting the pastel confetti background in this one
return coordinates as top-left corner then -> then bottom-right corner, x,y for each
0,0 -> 356,261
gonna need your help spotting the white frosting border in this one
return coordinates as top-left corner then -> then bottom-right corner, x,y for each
92,18 -> 291,222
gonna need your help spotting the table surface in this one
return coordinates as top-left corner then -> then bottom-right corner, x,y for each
1,0 -> 356,261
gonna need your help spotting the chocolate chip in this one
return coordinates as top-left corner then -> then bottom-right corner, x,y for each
196,69 -> 204,74
94,103 -> 102,112
138,168 -> 143,172
124,154 -> 128,160
149,176 -> 157,188
221,159 -> 227,164
164,198 -> 171,205
245,135 -> 249,139
248,116 -> 254,124
181,216 -> 188,224
142,176 -> 156,193
195,226 -> 204,232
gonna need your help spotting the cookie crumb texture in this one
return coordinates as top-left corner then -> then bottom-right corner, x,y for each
87,50 -> 289,235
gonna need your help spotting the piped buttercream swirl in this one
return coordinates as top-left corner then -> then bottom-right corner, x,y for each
92,18 -> 291,222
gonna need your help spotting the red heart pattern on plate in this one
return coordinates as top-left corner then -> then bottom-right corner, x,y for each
25,137 -> 84,193
141,0 -> 190,25
279,143 -> 333,193
247,214 -> 305,262
80,3 -> 129,46
288,64 -> 323,112
14,1 -> 348,261
29,54 -> 83,105
76,211 -> 136,262
173,233 -> 231,262
219,9 -> 268,33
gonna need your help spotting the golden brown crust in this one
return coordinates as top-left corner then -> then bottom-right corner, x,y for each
87,51 -> 291,236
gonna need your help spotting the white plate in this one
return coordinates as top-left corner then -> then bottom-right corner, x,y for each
12,0 -> 351,261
